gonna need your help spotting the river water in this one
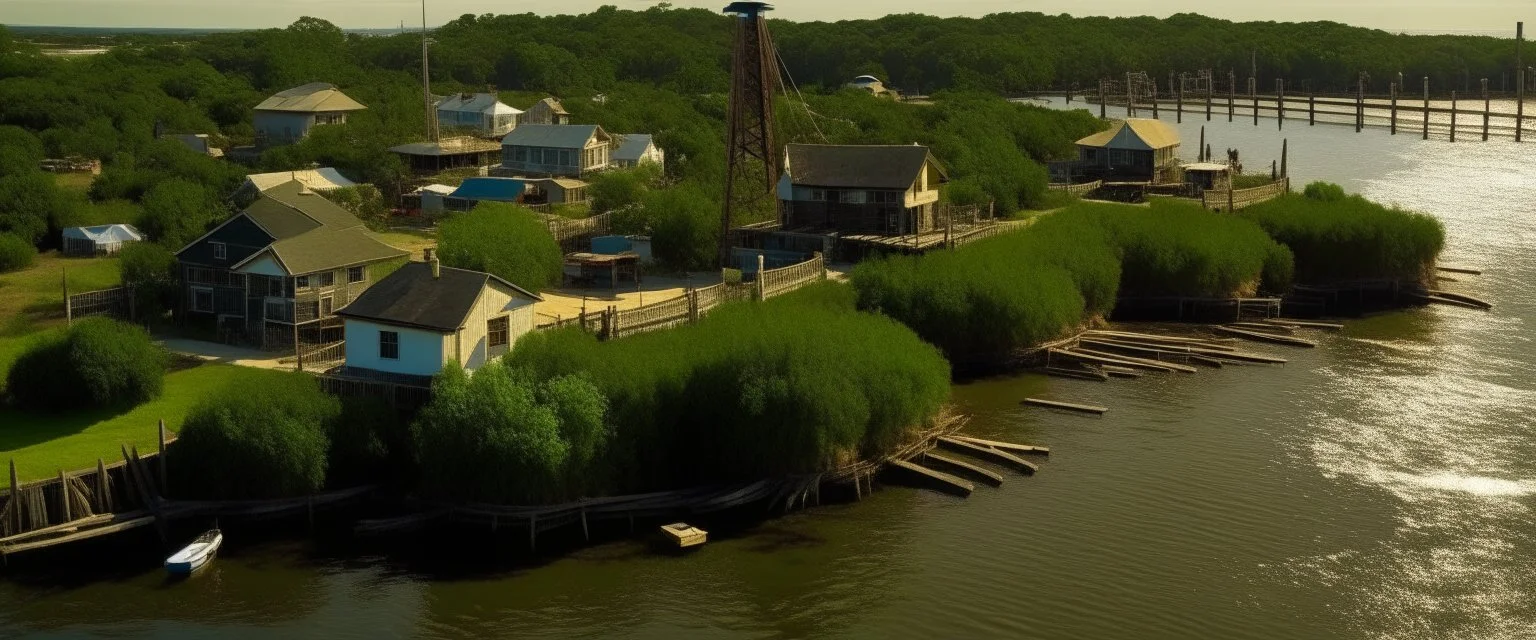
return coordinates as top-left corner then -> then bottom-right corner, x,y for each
3,104 -> 1534,639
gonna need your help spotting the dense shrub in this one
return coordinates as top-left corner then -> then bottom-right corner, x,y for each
0,232 -> 36,273
1241,191 -> 1444,284
327,396 -> 413,489
643,184 -> 719,271
117,241 -> 178,322
508,283 -> 951,493
1302,181 -> 1347,202
413,362 -> 609,503
6,318 -> 167,411
852,200 -> 1293,365
437,202 -> 563,291
167,373 -> 338,500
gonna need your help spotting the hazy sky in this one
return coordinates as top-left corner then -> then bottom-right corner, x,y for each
0,0 -> 1528,33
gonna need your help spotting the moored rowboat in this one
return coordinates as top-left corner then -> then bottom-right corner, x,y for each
165,529 -> 222,575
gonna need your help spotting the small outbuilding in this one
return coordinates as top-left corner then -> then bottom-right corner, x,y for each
611,134 -> 664,169
402,184 -> 457,215
335,251 -> 542,377
237,168 -> 357,201
62,224 -> 143,256
519,97 -> 570,126
1181,162 -> 1232,191
443,177 -> 528,211
1073,118 -> 1182,183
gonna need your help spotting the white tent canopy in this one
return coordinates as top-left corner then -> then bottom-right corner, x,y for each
62,224 -> 144,255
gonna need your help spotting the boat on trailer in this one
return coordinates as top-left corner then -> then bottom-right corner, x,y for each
165,529 -> 222,575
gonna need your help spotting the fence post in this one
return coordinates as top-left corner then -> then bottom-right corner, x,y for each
95,458 -> 108,513
8,460 -> 20,533
756,254 -> 766,301
814,251 -> 826,280
158,419 -> 168,497
1228,184 -> 1235,212
688,289 -> 699,323
293,320 -> 303,373
62,268 -> 71,326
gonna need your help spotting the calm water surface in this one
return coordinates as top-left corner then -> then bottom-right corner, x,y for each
3,105 -> 1534,639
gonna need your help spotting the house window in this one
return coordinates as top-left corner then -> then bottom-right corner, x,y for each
487,316 -> 510,348
514,147 -> 528,162
266,277 -> 284,297
560,150 -> 573,167
348,266 -> 366,283
316,271 -> 335,287
295,275 -> 309,289
191,287 -> 213,313
211,242 -> 226,260
379,331 -> 399,360
320,296 -> 333,316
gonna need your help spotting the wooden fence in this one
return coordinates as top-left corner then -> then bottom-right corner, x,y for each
1202,178 -> 1290,212
317,374 -> 433,409
567,254 -> 827,342
2,425 -> 171,541
66,285 -> 134,324
547,212 -> 612,244
1047,180 -> 1103,197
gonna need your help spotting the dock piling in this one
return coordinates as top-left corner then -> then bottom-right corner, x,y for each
1423,77 -> 1430,140
1277,79 -> 1285,129
1451,90 -> 1457,141
1389,82 -> 1397,134
1483,78 -> 1491,141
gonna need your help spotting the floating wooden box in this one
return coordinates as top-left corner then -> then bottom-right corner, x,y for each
660,522 -> 707,549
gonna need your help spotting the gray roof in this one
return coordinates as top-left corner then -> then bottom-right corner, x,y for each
437,93 -> 521,115
336,262 -> 540,332
254,83 -> 367,113
784,144 -> 946,190
248,180 -> 367,235
612,134 -> 655,162
389,138 -> 503,157
501,124 -> 604,149
259,227 -> 406,276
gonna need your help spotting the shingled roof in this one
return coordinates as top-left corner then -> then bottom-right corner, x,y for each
335,262 -> 541,332
255,83 -> 367,113
784,144 -> 945,190
501,124 -> 605,149
1074,119 -> 1180,151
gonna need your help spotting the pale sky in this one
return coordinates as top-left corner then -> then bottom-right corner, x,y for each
0,0 -> 1527,34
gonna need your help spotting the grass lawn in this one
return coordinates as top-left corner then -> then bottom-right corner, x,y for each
0,363 -> 300,482
0,252 -> 122,394
53,172 -> 95,193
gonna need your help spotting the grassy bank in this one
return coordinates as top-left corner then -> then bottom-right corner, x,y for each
1240,186 -> 1445,284
852,200 -> 1292,366
0,363 -> 293,482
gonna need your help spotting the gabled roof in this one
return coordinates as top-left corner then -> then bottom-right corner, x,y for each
335,262 -> 541,332
531,97 -> 568,115
501,124 -> 604,149
784,144 -> 946,190
243,168 -> 357,193
239,227 -> 406,276
255,82 -> 367,113
612,134 -> 656,162
63,224 -> 143,243
1075,119 -> 1180,151
449,177 -> 527,202
254,180 -> 368,232
437,93 -> 522,116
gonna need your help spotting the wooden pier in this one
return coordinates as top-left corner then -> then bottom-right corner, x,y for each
1021,398 -> 1109,415
886,460 -> 975,497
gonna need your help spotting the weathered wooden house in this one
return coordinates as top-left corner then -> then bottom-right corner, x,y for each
389,137 -> 503,175
498,124 -> 612,178
611,134 -> 664,169
252,83 -> 367,148
1073,119 -> 1181,183
176,180 -> 406,347
519,97 -> 570,126
436,93 -> 522,138
777,144 -> 948,235
334,251 -> 541,378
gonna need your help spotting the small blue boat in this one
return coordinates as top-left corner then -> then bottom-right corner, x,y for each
164,530 -> 222,575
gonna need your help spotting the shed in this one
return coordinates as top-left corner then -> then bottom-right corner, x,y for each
403,184 -> 457,215
520,97 -> 570,126
1181,162 -> 1232,191
1074,119 -> 1182,182
238,168 -> 357,201
436,93 -> 522,137
519,177 -> 590,205
445,177 -> 527,210
612,134 -> 664,168
336,256 -> 542,376
62,224 -> 143,256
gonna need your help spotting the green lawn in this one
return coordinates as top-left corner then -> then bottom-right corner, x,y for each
0,363 -> 299,482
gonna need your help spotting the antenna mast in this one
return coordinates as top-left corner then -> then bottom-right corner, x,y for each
422,0 -> 438,142
719,2 -> 779,269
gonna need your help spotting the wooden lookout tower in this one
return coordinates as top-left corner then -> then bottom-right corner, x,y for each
720,1 -> 780,268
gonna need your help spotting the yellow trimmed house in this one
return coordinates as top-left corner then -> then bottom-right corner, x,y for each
1073,119 -> 1181,183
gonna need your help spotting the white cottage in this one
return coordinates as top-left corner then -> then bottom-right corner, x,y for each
436,93 -> 522,138
334,251 -> 542,378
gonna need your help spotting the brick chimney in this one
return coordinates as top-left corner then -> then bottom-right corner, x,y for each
423,247 -> 440,279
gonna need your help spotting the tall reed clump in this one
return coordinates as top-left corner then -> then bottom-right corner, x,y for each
1240,184 -> 1445,285
851,200 -> 1294,366
505,281 -> 951,494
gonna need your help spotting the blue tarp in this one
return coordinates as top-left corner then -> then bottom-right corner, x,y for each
449,177 -> 527,202
591,235 -> 633,255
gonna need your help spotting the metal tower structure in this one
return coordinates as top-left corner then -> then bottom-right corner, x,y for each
719,1 -> 779,269
421,0 -> 439,143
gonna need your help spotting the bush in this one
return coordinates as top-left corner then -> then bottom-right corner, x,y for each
1302,181 -> 1347,202
413,362 -> 609,503
438,202 -> 563,291
327,396 -> 412,488
167,373 -> 337,499
117,242 -> 178,322
0,232 -> 36,273
852,200 -> 1292,366
6,318 -> 167,411
590,164 -> 659,218
1242,192 -> 1444,284
508,284 -> 950,493
643,184 -> 718,271
319,185 -> 389,230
